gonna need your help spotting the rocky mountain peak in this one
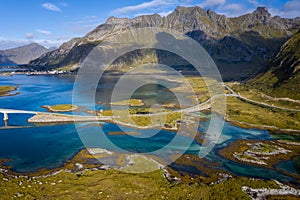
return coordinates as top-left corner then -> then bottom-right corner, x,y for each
252,7 -> 271,22
173,6 -> 207,16
106,16 -> 129,24
134,13 -> 162,21
0,43 -> 49,65
254,7 -> 270,16
27,6 -> 300,80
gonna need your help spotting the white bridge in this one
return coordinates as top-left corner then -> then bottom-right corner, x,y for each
0,108 -> 113,129
0,109 -> 38,126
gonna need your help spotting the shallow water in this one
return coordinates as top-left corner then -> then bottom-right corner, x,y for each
0,74 -> 299,185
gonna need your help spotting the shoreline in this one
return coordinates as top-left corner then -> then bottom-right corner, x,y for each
28,110 -> 300,134
1,147 -> 299,188
219,139 -> 300,182
0,85 -> 19,97
1,142 -> 300,199
225,118 -> 300,135
0,148 -> 167,179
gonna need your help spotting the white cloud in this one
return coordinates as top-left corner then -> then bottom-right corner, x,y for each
59,2 -> 68,7
113,0 -> 178,14
67,16 -> 104,34
224,4 -> 242,12
0,35 -> 72,50
68,24 -> 100,34
36,29 -> 52,35
73,16 -> 103,24
25,33 -> 34,39
200,0 -> 226,8
158,11 -> 173,16
269,0 -> 300,18
0,40 -> 28,50
284,0 -> 300,10
41,3 -> 61,12
248,0 -> 260,6
133,11 -> 172,17
220,3 -> 252,17
134,12 -> 157,17
34,38 -> 68,48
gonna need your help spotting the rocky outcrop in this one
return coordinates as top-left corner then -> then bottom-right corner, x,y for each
27,6 -> 300,80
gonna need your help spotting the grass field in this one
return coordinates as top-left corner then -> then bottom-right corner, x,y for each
0,168 -> 284,200
43,104 -> 79,112
229,83 -> 300,110
226,97 -> 300,130
111,99 -> 145,107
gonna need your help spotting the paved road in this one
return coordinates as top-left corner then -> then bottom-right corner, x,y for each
224,85 -> 300,112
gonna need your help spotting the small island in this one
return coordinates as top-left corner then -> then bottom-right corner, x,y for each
108,131 -> 140,136
162,103 -> 180,109
110,99 -> 145,107
98,108 -> 184,130
0,85 -> 18,97
220,140 -> 300,169
42,104 -> 79,112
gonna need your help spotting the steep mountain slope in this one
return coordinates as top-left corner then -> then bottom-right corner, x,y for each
27,6 -> 300,80
0,43 -> 49,65
247,31 -> 300,99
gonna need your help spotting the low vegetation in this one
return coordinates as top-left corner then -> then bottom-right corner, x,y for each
170,76 -> 224,103
111,99 -> 145,107
100,108 -> 183,129
229,83 -> 300,110
42,104 -> 79,112
226,96 -> 300,130
101,110 -> 113,116
0,85 -> 17,96
0,168 -> 284,200
220,140 -> 300,174
246,31 -> 300,100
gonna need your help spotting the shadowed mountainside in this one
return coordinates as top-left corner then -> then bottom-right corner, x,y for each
247,31 -> 300,99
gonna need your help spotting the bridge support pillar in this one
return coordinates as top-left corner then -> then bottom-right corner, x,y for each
3,113 -> 8,121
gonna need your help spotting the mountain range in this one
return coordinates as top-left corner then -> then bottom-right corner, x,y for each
27,6 -> 300,80
0,43 -> 50,65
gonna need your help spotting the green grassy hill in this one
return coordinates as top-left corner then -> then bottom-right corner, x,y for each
248,31 -> 300,99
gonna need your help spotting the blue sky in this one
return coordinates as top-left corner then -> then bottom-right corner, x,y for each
0,0 -> 299,50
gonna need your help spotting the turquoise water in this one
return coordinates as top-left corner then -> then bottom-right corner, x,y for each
0,74 -> 299,186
